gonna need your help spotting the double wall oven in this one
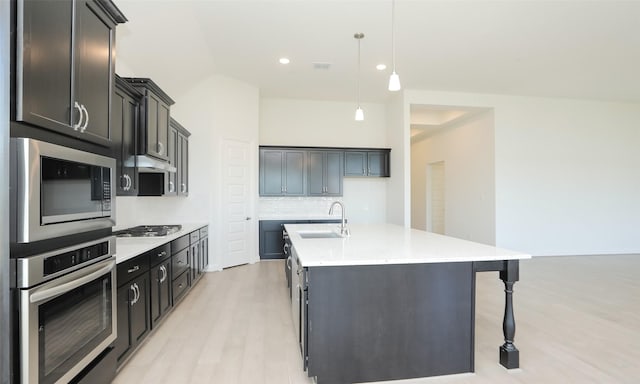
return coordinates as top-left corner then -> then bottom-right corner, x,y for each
10,138 -> 118,384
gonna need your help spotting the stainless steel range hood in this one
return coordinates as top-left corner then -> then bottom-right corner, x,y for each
126,155 -> 176,173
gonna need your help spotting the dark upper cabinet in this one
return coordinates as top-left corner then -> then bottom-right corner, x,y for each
167,118 -> 190,196
344,149 -> 390,177
113,75 -> 141,196
259,149 -> 306,196
308,151 -> 343,196
123,78 -> 175,161
15,0 -> 126,147
166,125 -> 178,196
178,130 -> 189,196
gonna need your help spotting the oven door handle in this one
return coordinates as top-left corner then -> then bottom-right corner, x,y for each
30,260 -> 115,304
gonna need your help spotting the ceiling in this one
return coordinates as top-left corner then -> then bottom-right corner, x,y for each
116,0 -> 640,105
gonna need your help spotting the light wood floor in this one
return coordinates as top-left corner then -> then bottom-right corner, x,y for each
113,255 -> 640,384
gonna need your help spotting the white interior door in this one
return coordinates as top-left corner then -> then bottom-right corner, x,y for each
221,139 -> 255,268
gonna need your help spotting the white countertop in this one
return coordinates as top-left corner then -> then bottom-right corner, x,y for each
285,223 -> 531,267
259,214 -> 342,221
115,223 -> 207,264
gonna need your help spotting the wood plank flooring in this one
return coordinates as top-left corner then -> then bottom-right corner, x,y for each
113,255 -> 640,384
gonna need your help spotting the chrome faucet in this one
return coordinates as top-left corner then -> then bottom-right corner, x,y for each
329,201 -> 350,237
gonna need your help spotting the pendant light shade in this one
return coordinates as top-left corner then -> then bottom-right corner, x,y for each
388,0 -> 401,91
354,32 -> 365,121
388,71 -> 401,91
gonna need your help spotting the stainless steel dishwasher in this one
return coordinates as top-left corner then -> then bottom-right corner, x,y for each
290,246 -> 306,363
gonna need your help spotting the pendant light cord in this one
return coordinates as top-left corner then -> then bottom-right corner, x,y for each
357,35 -> 361,107
391,0 -> 396,72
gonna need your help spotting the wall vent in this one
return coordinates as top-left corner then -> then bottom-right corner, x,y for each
313,62 -> 331,70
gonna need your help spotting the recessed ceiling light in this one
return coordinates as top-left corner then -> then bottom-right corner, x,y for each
279,57 -> 290,65
376,64 -> 387,71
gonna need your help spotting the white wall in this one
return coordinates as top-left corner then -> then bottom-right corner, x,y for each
260,98 -> 387,148
410,111 -> 496,245
397,90 -> 640,256
259,98 -> 388,223
116,74 -> 260,271
385,93 -> 410,226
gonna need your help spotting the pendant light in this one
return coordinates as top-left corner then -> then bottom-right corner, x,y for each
388,0 -> 401,91
354,33 -> 365,121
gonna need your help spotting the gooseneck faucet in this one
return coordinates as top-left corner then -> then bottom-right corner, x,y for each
329,201 -> 350,237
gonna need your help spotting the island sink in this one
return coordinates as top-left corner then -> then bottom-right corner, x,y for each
297,230 -> 343,239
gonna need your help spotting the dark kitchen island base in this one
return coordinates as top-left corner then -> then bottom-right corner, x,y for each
302,262 -> 476,384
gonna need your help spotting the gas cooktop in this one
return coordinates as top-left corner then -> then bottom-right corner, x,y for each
113,225 -> 182,237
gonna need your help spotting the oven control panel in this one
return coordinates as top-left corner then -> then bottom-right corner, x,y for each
15,236 -> 116,288
44,241 -> 110,276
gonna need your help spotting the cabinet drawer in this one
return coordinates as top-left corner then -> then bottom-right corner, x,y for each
172,271 -> 190,303
172,248 -> 189,278
147,244 -> 171,267
189,230 -> 200,244
117,255 -> 149,287
199,226 -> 208,237
171,234 -> 190,254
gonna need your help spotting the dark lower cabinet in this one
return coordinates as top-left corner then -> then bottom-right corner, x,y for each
171,235 -> 191,305
115,272 -> 150,365
115,225 -> 208,369
150,259 -> 172,328
303,262 -> 474,384
189,230 -> 201,284
199,227 -> 209,273
259,219 -> 341,259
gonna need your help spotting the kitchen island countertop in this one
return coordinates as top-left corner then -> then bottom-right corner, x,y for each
115,222 -> 207,264
284,223 -> 531,267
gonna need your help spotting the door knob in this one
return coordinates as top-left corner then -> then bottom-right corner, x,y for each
245,217 -> 251,221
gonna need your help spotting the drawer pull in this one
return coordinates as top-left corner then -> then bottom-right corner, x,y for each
127,265 -> 140,273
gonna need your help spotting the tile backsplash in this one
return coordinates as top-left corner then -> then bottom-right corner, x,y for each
259,196 -> 344,218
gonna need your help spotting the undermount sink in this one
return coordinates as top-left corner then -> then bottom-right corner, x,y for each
298,231 -> 343,239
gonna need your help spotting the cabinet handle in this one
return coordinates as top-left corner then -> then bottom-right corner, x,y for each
122,174 -> 130,191
129,284 -> 136,306
169,181 -> 175,192
181,183 -> 186,193
131,283 -> 140,305
157,142 -> 164,155
158,251 -> 167,258
159,265 -> 167,283
73,101 -> 84,130
283,243 -> 289,254
80,104 -> 89,132
127,265 -> 140,273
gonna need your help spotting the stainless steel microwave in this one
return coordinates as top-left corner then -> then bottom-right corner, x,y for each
10,138 -> 116,243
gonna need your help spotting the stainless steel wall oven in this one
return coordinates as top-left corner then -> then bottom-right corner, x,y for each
10,138 -> 115,244
14,236 -> 117,384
